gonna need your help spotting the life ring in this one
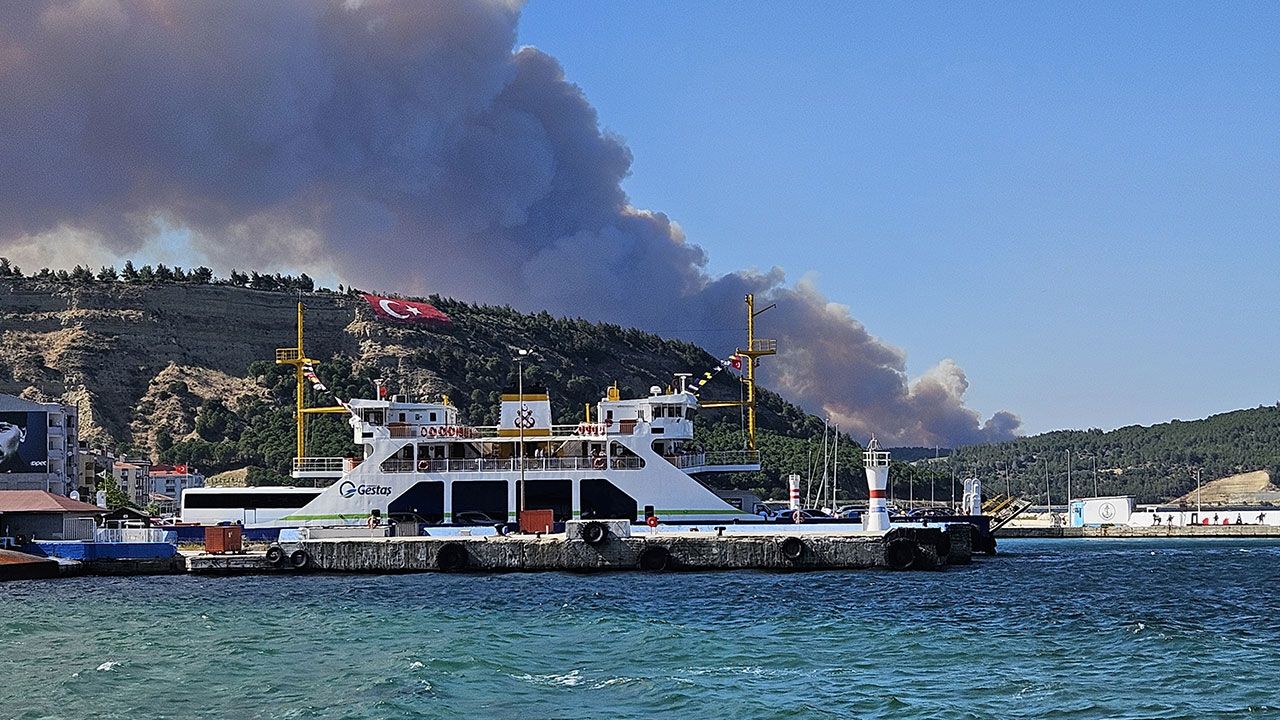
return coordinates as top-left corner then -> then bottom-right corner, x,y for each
265,545 -> 285,566
582,521 -> 609,545
884,538 -> 917,571
780,536 -> 805,561
792,510 -> 804,524
637,545 -> 670,572
436,542 -> 468,572
646,515 -> 659,529
417,460 -> 429,472
592,456 -> 606,470
289,549 -> 310,570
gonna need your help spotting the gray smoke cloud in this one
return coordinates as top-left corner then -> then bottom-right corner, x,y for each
0,0 -> 1019,446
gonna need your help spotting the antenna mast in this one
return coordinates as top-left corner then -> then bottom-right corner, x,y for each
275,302 -> 316,460
700,294 -> 777,451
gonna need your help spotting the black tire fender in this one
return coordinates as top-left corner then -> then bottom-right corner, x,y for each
582,520 -> 608,546
780,536 -> 806,561
637,545 -> 670,572
436,542 -> 468,572
266,545 -> 285,566
884,537 -> 917,571
289,549 -> 310,570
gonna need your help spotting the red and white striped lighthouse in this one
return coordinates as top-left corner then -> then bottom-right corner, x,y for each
863,437 -> 891,532
788,474 -> 801,511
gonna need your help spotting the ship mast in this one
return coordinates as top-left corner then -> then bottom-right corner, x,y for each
701,294 -> 777,451
275,302 -> 316,460
275,301 -> 347,461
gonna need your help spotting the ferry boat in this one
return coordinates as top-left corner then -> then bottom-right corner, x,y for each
182,382 -> 765,532
180,296 -> 778,534
176,296 -> 997,551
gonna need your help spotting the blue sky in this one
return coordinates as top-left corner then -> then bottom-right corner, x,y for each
517,1 -> 1280,435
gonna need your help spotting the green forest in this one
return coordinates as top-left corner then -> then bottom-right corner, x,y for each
947,407 -> 1280,504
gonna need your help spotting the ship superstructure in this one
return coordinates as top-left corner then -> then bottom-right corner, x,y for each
280,382 -> 763,527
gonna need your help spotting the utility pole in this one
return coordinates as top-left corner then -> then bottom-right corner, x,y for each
1045,459 -> 1052,519
1196,467 -> 1202,518
1066,449 -> 1072,510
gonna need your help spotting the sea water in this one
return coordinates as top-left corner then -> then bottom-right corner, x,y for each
3,539 -> 1280,719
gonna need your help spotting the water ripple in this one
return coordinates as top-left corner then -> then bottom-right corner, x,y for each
3,538 -> 1280,718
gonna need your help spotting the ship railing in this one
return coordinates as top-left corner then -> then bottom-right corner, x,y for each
293,457 -> 348,474
380,458 -> 416,473
275,348 -> 301,362
403,456 -> 645,473
748,339 -> 777,354
670,450 -> 761,469
94,528 -> 177,545
378,424 -> 649,440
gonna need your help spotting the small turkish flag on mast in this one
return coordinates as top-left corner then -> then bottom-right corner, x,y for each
362,293 -> 452,326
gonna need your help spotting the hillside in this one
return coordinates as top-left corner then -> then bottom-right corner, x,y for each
0,266 -> 862,496
951,407 -> 1280,504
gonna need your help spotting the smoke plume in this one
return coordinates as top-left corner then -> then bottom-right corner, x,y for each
0,0 -> 1019,446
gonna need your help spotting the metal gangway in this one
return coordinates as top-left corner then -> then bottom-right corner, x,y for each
982,493 -> 1034,531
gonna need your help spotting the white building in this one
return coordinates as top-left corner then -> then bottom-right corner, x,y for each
0,393 -> 79,496
149,464 -> 204,505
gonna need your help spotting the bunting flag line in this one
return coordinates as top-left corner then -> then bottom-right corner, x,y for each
303,362 -> 350,409
689,353 -> 744,397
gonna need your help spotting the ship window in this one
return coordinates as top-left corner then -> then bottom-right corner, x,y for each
580,479 -> 637,521
430,412 -> 437,422
452,480 -> 508,523
609,442 -> 644,469
398,413 -> 406,423
389,481 -> 444,523
380,444 -> 415,473
183,492 -> 320,509
519,480 -> 572,522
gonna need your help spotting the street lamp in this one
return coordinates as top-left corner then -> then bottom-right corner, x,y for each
513,348 -> 533,510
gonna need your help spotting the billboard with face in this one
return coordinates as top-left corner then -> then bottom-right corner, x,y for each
0,412 -> 48,474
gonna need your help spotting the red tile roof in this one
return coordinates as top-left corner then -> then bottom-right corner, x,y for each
0,491 -> 106,514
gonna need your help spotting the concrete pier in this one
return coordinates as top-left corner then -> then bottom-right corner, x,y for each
188,523 -> 975,575
998,525 -> 1280,539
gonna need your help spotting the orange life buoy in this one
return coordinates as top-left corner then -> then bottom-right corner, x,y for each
793,510 -> 804,524
646,515 -> 659,528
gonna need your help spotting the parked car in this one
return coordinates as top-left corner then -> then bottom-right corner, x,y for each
453,511 -> 503,526
774,508 -> 833,523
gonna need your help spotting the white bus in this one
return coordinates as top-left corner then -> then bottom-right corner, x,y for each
180,487 -> 322,527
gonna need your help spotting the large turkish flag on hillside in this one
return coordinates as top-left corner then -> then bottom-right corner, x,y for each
362,293 -> 452,326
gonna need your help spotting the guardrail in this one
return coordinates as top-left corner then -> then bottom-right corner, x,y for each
94,528 -> 177,545
670,451 -> 761,469
293,457 -> 347,474
378,456 -> 648,473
